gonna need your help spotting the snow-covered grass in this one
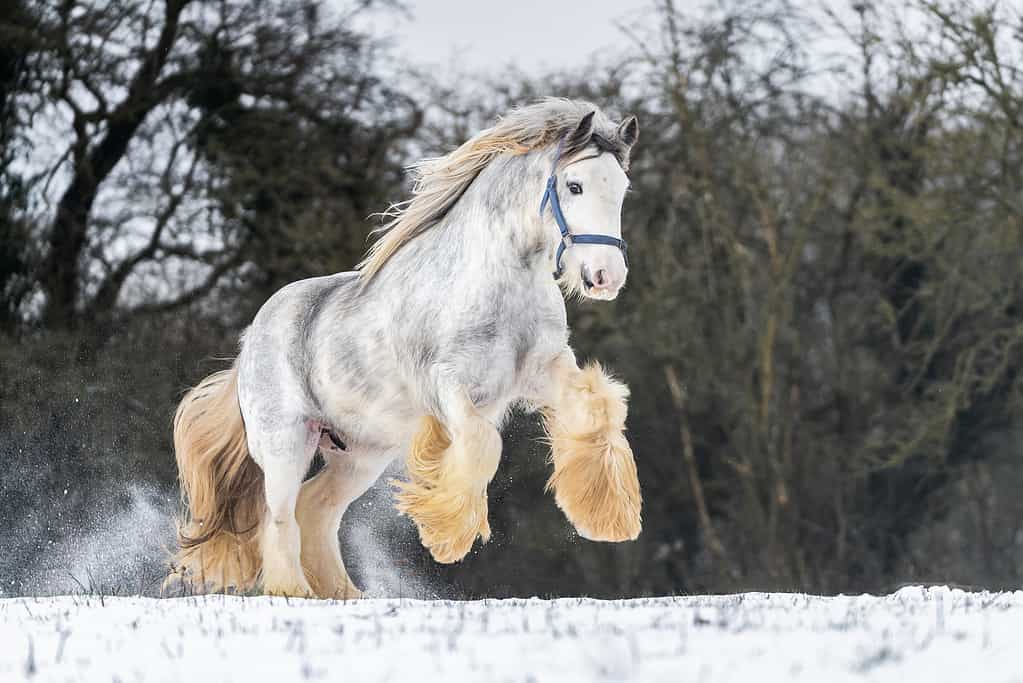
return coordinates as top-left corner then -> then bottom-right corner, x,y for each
1,586 -> 1021,682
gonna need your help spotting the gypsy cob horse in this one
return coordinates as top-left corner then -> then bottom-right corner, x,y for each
171,98 -> 642,597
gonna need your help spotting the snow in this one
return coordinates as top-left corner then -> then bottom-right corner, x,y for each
1,586 -> 1021,682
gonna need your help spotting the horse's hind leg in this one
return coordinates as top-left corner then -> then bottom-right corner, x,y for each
297,440 -> 392,599
249,421 -> 318,597
395,391 -> 501,564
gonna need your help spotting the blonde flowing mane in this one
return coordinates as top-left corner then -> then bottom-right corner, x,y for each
357,98 -> 630,283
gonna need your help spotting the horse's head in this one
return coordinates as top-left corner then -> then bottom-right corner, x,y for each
542,110 -> 639,301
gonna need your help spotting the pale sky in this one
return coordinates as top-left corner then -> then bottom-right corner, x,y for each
351,1 -> 942,103
363,0 -> 650,74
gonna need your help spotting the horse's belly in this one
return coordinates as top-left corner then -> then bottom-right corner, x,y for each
321,385 -> 417,452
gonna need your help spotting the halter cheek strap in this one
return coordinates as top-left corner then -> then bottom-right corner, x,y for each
539,136 -> 629,280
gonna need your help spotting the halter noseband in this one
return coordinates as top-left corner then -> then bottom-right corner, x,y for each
539,136 -> 629,280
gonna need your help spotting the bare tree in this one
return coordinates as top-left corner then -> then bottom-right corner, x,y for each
3,0 -> 418,331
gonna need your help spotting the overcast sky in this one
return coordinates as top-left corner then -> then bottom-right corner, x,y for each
366,0 -> 650,74
353,1 -> 881,100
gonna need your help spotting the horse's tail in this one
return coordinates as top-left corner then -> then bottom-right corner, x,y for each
170,364 -> 264,593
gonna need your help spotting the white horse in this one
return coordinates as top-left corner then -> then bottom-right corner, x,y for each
171,99 -> 642,597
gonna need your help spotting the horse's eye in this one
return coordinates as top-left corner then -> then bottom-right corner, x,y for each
567,182 -> 583,195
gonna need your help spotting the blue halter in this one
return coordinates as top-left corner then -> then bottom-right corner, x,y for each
539,136 -> 629,280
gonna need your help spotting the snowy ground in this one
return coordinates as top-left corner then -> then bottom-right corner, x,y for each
2,586 -> 1021,682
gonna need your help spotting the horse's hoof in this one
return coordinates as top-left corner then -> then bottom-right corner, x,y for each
264,587 -> 314,598
262,580 -> 314,598
335,584 -> 364,600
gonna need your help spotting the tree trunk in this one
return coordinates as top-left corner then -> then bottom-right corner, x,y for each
39,0 -> 191,328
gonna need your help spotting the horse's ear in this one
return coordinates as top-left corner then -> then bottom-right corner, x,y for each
617,115 -> 639,147
568,110 -> 596,148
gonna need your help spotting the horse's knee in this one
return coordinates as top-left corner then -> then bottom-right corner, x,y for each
268,512 -> 297,529
452,416 -> 501,485
262,489 -> 299,534
551,362 -> 629,431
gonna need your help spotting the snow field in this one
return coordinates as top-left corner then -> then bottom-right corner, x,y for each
1,586 -> 1021,682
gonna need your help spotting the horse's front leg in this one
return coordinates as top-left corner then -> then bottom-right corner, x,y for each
537,351 -> 642,542
394,390 -> 500,563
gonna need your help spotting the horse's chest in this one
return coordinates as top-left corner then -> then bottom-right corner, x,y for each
512,313 -> 567,371
478,298 -> 567,399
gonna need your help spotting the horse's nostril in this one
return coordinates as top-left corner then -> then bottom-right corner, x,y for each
595,269 -> 607,287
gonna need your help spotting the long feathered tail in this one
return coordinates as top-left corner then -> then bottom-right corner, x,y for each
169,365 -> 264,593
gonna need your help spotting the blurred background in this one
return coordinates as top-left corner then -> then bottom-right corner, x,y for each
2,0 -> 1023,599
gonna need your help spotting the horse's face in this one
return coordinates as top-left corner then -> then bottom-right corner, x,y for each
557,150 -> 632,300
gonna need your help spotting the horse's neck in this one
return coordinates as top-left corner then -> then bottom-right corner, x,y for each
366,152 -> 560,313
435,153 -> 552,277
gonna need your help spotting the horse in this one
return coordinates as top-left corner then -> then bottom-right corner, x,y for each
170,98 -> 643,598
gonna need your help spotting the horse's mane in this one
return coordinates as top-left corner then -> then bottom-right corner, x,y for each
357,98 -> 631,284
